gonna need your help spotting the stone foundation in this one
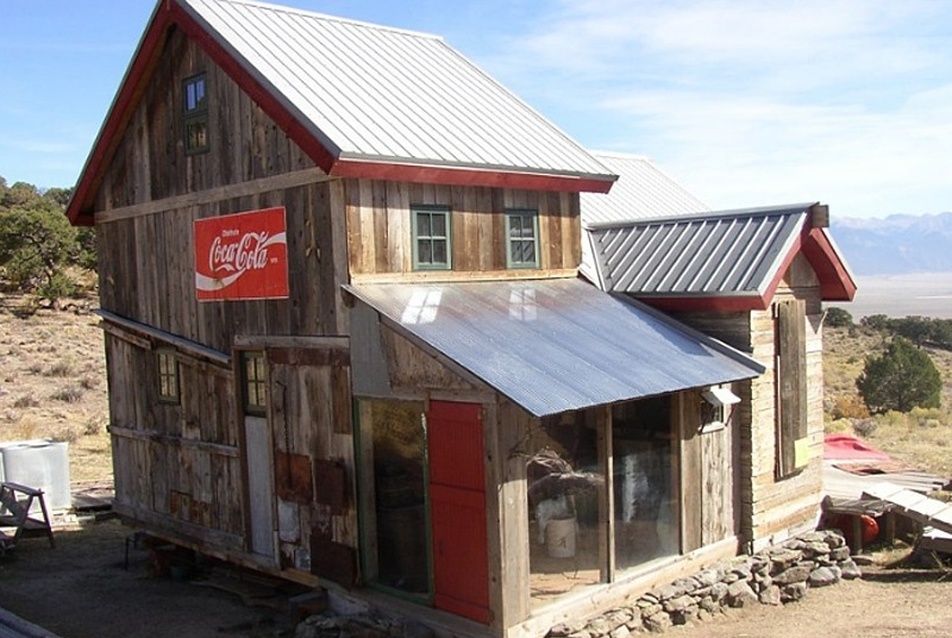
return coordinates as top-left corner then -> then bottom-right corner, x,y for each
547,530 -> 861,637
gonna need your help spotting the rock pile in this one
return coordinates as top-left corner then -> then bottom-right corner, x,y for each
547,529 -> 861,636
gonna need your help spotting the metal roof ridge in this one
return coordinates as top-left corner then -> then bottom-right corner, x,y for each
583,202 -> 816,231
189,0 -> 445,41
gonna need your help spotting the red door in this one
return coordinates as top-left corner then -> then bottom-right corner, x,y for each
427,401 -> 490,623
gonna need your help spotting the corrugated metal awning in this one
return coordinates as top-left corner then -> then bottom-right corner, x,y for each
346,278 -> 764,417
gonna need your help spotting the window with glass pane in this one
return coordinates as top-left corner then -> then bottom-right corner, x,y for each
412,206 -> 451,270
157,351 -> 179,403
242,352 -> 267,415
506,210 -> 539,268
612,396 -> 679,571
183,73 -> 209,154
526,411 -> 603,606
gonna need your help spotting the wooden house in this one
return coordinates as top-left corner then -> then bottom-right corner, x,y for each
581,153 -> 857,551
63,1 -> 848,636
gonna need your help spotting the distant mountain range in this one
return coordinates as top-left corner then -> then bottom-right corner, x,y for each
830,212 -> 952,275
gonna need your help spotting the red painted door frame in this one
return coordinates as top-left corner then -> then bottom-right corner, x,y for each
427,400 -> 491,624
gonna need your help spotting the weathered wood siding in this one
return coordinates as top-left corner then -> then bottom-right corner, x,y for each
266,344 -> 357,576
344,180 -> 581,279
97,180 -> 345,351
94,27 -> 346,350
95,28 -> 314,211
105,331 -> 245,548
672,254 -> 824,549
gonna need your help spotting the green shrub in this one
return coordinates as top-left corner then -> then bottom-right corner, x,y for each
856,338 -> 942,414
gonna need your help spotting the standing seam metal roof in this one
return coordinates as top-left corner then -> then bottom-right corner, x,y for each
580,153 -> 711,225
589,205 -> 812,296
346,278 -> 764,418
181,0 -> 614,179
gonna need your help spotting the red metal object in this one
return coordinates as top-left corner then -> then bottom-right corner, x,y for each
427,400 -> 491,624
194,207 -> 289,301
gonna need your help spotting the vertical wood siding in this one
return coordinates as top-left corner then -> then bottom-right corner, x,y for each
671,253 -> 824,548
105,333 -> 244,541
344,179 -> 581,277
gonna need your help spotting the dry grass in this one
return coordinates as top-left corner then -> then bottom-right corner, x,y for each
0,293 -> 110,482
824,325 -> 952,478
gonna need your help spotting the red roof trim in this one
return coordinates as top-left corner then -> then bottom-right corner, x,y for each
633,295 -> 769,313
759,227 -> 805,304
803,227 -> 857,301
67,5 -> 175,226
331,159 -> 614,193
169,2 -> 338,173
630,215 -> 857,311
67,0 -> 612,226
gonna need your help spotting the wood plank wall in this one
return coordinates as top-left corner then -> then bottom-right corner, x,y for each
105,332 -> 245,544
674,253 -> 824,549
95,29 -> 314,211
94,28 -> 345,351
344,179 -> 581,279
267,345 -> 357,573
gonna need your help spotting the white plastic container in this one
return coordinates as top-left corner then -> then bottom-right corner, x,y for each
0,439 -> 71,511
545,516 -> 577,558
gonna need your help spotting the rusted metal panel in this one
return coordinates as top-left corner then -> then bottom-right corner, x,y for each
275,452 -> 314,504
313,459 -> 346,515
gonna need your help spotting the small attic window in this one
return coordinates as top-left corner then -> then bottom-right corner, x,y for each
699,385 -> 740,434
183,73 -> 209,154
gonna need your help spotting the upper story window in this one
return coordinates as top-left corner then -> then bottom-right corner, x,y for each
157,350 -> 179,404
505,209 -> 540,269
183,73 -> 209,155
242,351 -> 268,416
412,206 -> 452,271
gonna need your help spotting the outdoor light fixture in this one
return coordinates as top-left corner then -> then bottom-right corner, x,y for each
699,385 -> 741,433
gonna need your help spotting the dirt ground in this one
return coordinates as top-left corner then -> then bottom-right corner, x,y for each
1,299 -> 951,638
0,519 -> 293,638
2,520 -> 950,638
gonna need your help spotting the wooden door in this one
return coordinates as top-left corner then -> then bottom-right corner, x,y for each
427,401 -> 490,623
244,415 -> 277,563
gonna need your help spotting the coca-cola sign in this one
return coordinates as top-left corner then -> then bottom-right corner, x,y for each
194,207 -> 289,301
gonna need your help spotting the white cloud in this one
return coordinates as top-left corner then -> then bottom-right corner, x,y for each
491,0 -> 952,217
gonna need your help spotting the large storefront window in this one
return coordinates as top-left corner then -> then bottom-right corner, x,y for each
526,398 -> 681,606
362,400 -> 430,596
526,411 -> 603,606
612,396 -> 679,570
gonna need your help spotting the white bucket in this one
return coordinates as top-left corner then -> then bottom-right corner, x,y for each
545,516 -> 577,558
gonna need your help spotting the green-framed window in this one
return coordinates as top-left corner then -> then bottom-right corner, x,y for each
505,209 -> 540,269
242,351 -> 268,416
157,350 -> 179,404
412,206 -> 452,270
183,73 -> 209,154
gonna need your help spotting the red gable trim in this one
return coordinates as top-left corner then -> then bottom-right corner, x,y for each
630,216 -> 856,311
170,2 -> 338,172
803,227 -> 857,302
331,159 -> 615,193
68,0 -> 613,226
66,5 -> 175,226
636,295 -> 770,313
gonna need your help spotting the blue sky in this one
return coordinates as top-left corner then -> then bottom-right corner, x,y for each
1,0 -> 950,219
